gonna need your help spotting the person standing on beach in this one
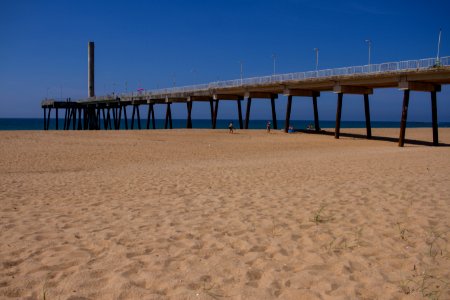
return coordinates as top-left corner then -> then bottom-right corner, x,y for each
266,121 -> 271,133
228,122 -> 234,134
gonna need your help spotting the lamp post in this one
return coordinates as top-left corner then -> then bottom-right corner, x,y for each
272,53 -> 277,75
437,29 -> 442,65
365,39 -> 372,65
239,61 -> 243,80
314,48 -> 319,71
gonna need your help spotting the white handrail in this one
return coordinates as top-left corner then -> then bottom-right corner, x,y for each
122,56 -> 448,97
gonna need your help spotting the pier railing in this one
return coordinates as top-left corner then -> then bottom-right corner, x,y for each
122,56 -> 449,97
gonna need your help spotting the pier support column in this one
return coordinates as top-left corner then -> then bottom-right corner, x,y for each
96,108 -> 101,130
43,108 -> 47,130
364,94 -> 372,139
83,108 -> 88,130
66,107 -> 72,130
46,108 -> 51,130
136,105 -> 141,129
431,91 -> 438,146
245,98 -> 252,129
106,108 -> 112,129
271,96 -> 278,129
72,108 -> 77,130
55,108 -> 59,130
147,103 -> 154,129
91,108 -> 96,130
284,95 -> 293,133
213,100 -> 219,129
111,107 -> 115,129
117,106 -> 122,130
66,108 -> 72,130
116,104 -> 122,130
47,108 -> 52,130
146,103 -> 152,129
313,95 -> 320,132
123,106 -> 128,130
112,107 -> 117,129
186,101 -> 193,128
77,108 -> 82,130
131,106 -> 135,129
237,99 -> 243,129
102,108 -> 107,130
335,93 -> 343,139
168,103 -> 172,129
63,107 -> 68,130
398,90 -> 410,147
115,107 -> 120,130
209,99 -> 214,128
164,103 -> 173,129
151,105 -> 156,129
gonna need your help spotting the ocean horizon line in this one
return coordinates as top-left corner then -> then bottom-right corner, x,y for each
1,118 -> 449,131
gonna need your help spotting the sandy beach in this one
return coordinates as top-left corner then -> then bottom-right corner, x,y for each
0,128 -> 449,299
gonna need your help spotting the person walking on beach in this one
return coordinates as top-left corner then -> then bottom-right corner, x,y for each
266,121 -> 271,133
228,122 -> 234,134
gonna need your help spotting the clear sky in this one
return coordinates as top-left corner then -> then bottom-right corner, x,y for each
1,0 -> 449,121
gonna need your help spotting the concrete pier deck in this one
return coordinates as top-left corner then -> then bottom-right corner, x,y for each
41,56 -> 450,146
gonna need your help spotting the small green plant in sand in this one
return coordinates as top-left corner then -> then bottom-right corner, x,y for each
196,275 -> 230,299
41,277 -> 49,300
326,227 -> 363,254
311,204 -> 332,225
426,230 -> 447,258
396,222 -> 408,241
270,217 -> 282,238
399,271 -> 449,299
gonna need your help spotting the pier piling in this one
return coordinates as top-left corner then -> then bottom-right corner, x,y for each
245,98 -> 252,129
335,93 -> 343,139
398,90 -> 410,147
364,94 -> 372,139
431,91 -> 438,145
313,94 -> 320,132
284,95 -> 292,133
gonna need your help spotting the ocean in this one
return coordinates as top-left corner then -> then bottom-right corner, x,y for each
0,118 -> 448,130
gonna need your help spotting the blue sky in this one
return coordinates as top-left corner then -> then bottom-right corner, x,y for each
1,0 -> 449,121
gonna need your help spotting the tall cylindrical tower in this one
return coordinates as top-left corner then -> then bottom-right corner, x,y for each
88,41 -> 95,97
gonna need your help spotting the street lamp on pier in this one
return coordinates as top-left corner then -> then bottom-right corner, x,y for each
365,39 -> 372,65
313,48 -> 319,71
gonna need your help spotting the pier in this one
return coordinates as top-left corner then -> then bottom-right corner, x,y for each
41,43 -> 450,147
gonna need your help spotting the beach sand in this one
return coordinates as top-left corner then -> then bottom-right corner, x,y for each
0,128 -> 449,299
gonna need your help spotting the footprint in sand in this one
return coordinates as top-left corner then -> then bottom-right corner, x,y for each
246,269 -> 262,287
